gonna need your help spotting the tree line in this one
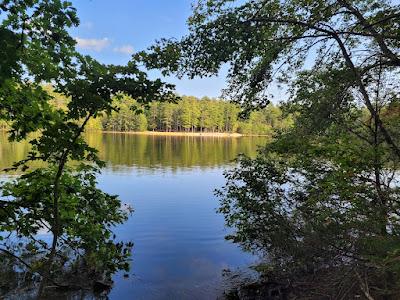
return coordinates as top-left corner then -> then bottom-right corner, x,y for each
100,96 -> 293,135
0,89 -> 293,136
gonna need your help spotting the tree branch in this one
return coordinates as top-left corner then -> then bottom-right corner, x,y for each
338,0 -> 400,66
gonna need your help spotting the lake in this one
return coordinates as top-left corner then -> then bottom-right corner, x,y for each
0,132 -> 268,299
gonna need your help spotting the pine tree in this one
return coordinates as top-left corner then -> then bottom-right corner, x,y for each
161,102 -> 175,131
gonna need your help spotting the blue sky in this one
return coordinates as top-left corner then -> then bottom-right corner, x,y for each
70,0 -> 227,98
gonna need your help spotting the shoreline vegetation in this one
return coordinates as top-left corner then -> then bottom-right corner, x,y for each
100,130 -> 263,137
0,90 -> 293,137
98,95 -> 293,136
0,128 -> 266,137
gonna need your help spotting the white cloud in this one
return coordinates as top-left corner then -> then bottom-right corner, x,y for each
113,45 -> 134,55
75,37 -> 110,52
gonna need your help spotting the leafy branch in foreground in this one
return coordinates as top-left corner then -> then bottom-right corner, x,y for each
0,1 -> 177,298
217,67 -> 400,297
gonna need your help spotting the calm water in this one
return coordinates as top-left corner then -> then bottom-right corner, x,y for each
0,132 -> 267,299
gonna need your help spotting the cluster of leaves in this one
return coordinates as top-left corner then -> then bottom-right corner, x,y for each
1,165 -> 133,273
217,66 -> 400,297
0,0 -> 177,297
218,108 -> 400,297
221,42 -> 400,295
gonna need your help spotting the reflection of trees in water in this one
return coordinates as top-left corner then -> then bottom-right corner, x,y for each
91,133 -> 268,170
0,255 -> 35,298
0,132 -> 268,172
0,253 -> 111,299
0,132 -> 32,171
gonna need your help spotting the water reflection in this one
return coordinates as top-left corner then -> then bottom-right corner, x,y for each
0,132 -> 32,170
89,133 -> 267,172
0,131 -> 267,299
99,168 -> 257,299
0,132 -> 267,172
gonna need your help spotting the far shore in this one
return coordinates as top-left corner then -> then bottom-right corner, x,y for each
101,130 -> 245,137
100,130 -> 271,137
1,128 -> 269,137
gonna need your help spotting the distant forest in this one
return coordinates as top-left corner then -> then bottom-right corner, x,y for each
100,96 -> 293,135
0,91 -> 293,135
